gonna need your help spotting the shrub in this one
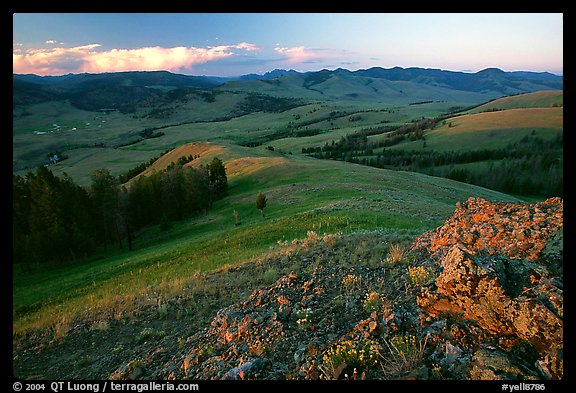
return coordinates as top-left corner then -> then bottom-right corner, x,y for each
294,307 -> 313,331
302,230 -> 320,248
363,292 -> 383,314
256,192 -> 267,216
321,232 -> 340,247
342,273 -> 361,291
90,320 -> 110,331
232,209 -> 241,226
112,344 -> 125,354
157,301 -> 169,319
407,265 -> 434,286
138,327 -> 167,342
262,267 -> 278,285
322,339 -> 381,379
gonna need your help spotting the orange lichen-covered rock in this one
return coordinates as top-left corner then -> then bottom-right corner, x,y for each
413,197 -> 563,379
414,197 -> 562,261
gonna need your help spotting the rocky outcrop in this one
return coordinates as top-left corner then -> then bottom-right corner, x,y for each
151,197 -> 562,380
413,197 -> 563,379
412,197 -> 563,260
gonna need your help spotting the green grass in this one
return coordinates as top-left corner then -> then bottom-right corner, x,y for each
219,73 -> 492,104
12,148 -> 519,337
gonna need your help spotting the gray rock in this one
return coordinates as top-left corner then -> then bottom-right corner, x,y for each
467,349 -> 538,380
220,358 -> 266,380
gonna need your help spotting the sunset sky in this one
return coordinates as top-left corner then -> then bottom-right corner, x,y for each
13,13 -> 563,77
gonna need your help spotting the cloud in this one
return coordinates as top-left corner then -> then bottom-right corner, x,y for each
13,42 -> 260,75
273,46 -> 350,68
274,46 -> 322,64
13,44 -> 101,75
234,42 -> 260,51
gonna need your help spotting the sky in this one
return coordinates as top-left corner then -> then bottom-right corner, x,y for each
12,13 -> 564,77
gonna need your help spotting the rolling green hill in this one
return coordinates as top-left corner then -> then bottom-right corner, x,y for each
218,66 -> 562,104
348,91 -> 564,197
13,141 -> 519,337
14,95 -> 465,185
13,68 -> 562,181
12,90 -> 302,178
218,69 -> 541,104
386,106 -> 563,153
14,67 -> 562,114
467,90 -> 563,113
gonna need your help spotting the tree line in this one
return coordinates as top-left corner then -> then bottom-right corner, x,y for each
13,157 -> 228,270
301,117 -> 442,157
304,129 -> 562,198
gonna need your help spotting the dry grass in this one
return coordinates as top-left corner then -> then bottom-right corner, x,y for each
135,142 -> 227,179
379,334 -> 428,378
438,107 -> 563,135
469,90 -> 563,113
384,243 -> 407,264
222,157 -> 287,179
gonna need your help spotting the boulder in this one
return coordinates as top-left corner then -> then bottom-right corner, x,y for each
414,197 -> 563,380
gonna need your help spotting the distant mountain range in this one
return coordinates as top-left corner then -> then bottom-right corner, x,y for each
216,67 -> 562,103
206,68 -> 302,83
13,66 -> 563,110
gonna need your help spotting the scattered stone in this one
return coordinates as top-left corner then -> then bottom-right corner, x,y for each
221,358 -> 267,380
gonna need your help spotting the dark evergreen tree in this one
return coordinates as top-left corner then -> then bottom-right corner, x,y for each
13,167 -> 97,267
160,166 -> 186,221
13,174 -> 31,266
182,166 -> 211,215
256,192 -> 267,217
90,168 -> 120,251
207,157 -> 228,197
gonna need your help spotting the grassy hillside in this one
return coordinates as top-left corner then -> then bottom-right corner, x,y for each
217,67 -> 562,104
467,90 -> 563,113
18,85 -> 560,187
13,143 -> 519,337
12,90 -> 300,177
385,107 -> 563,153
219,72 -> 503,104
297,91 -> 562,198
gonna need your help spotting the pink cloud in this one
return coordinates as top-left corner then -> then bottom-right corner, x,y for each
13,43 -> 260,75
234,42 -> 260,51
274,46 -> 323,64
